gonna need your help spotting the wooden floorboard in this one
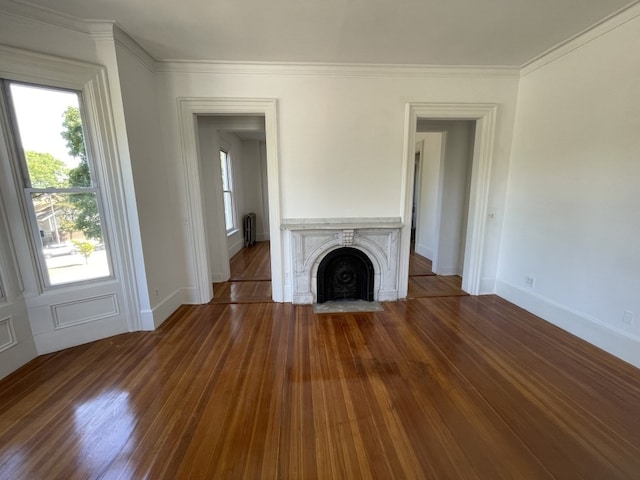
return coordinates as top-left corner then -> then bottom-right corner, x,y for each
408,248 -> 435,276
229,241 -> 271,281
407,274 -> 467,298
211,280 -> 273,304
1,297 -> 639,479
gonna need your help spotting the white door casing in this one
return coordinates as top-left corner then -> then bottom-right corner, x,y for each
178,98 -> 282,303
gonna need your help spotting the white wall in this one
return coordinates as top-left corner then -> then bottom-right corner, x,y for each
115,37 -> 184,327
414,133 -> 442,260
241,139 -> 270,241
156,66 -> 520,300
498,11 -> 640,367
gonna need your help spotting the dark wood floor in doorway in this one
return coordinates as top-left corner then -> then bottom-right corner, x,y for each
211,241 -> 273,304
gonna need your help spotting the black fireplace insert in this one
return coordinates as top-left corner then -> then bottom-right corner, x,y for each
316,247 -> 374,303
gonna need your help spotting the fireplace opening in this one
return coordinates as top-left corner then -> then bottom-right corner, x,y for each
317,247 -> 374,303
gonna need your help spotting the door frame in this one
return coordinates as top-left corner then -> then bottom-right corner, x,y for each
178,98 -> 282,303
400,103 -> 497,296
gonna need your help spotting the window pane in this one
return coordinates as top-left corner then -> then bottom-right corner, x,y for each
223,191 -> 233,231
32,192 -> 110,285
10,83 -> 91,188
220,150 -> 230,191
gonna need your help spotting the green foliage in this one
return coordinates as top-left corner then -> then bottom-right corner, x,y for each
73,240 -> 95,264
72,193 -> 102,240
25,151 -> 69,188
61,106 -> 102,241
61,106 -> 86,161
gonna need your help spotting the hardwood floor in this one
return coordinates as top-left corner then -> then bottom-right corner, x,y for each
211,241 -> 272,304
229,241 -> 271,281
408,248 -> 435,277
1,296 -> 640,479
213,243 -> 464,303
407,249 -> 466,298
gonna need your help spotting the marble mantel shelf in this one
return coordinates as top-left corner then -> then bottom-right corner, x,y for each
281,217 -> 403,231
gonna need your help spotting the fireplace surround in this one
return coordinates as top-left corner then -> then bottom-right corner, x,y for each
282,218 -> 402,304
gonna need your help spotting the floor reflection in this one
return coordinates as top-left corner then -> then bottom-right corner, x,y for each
73,389 -> 135,477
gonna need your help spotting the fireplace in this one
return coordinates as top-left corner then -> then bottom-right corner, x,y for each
282,217 -> 403,304
317,247 -> 374,303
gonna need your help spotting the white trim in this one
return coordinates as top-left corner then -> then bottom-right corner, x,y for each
0,315 -> 17,352
177,97 -> 283,303
521,1 -> 640,75
0,0 -> 93,34
496,280 -> 640,369
0,44 -> 145,334
157,61 -> 520,78
33,314 -> 127,354
400,103 -> 498,296
147,287 -> 188,329
112,24 -> 157,73
51,294 -> 119,329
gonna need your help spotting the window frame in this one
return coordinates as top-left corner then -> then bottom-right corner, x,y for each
219,148 -> 237,234
0,79 -> 114,290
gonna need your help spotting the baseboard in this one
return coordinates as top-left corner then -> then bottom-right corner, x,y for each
182,286 -> 200,304
150,288 -> 190,329
211,272 -> 226,283
415,243 -> 433,259
478,277 -> 496,294
436,266 -> 461,276
228,237 -> 243,258
257,232 -> 270,241
496,279 -> 640,368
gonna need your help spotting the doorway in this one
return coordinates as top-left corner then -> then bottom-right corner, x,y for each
399,103 -> 498,297
196,115 -> 270,283
414,121 -> 475,276
177,98 -> 283,304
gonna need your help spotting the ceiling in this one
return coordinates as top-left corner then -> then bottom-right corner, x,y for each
7,0 -> 638,66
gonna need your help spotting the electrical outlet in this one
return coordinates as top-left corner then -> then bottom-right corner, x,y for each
154,289 -> 159,297
622,311 -> 634,326
487,212 -> 496,221
525,276 -> 535,288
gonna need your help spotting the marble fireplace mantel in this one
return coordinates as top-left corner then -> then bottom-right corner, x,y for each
281,218 -> 403,304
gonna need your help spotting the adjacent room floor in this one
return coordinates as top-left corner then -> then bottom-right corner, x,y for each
211,242 -> 466,303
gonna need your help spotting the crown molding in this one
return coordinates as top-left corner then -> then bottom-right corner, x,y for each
521,1 -> 640,76
0,0 -> 90,33
156,60 -> 520,79
112,25 -> 157,73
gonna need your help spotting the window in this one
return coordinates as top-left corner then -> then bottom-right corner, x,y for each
219,149 -> 236,232
2,81 -> 111,287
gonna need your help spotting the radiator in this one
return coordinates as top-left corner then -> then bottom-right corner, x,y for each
243,213 -> 256,247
